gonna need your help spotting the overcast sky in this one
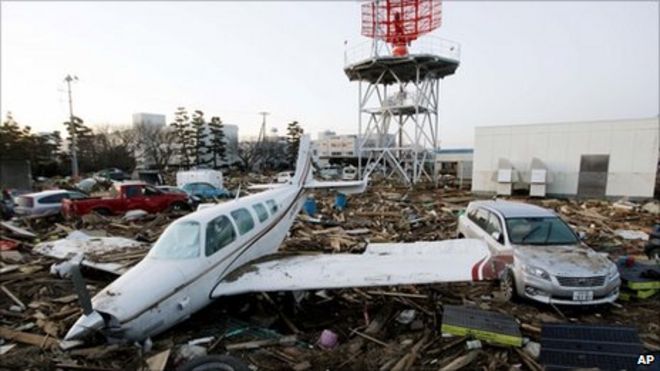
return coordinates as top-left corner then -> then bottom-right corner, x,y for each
1,1 -> 658,147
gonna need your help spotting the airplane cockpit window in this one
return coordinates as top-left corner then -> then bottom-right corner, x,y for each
206,215 -> 236,257
252,203 -> 269,222
150,221 -> 201,259
230,208 -> 255,235
265,199 -> 278,215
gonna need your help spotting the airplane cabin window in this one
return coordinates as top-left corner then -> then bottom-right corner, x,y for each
231,208 -> 255,235
206,215 -> 236,256
265,199 -> 278,215
150,221 -> 200,259
252,203 -> 269,222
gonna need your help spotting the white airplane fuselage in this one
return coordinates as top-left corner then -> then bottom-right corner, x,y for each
67,184 -> 307,342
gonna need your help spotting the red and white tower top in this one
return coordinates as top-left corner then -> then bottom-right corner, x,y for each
361,0 -> 442,57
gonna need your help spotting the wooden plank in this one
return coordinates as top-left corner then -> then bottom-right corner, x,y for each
0,327 -> 57,349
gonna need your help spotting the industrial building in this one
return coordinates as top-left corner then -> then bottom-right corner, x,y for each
434,149 -> 473,188
472,117 -> 660,199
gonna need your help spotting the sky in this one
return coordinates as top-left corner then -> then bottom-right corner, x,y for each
1,1 -> 658,147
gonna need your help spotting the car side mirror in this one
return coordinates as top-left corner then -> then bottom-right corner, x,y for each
491,231 -> 503,244
578,231 -> 587,240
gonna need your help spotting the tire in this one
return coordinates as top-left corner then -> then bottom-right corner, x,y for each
647,246 -> 660,262
500,269 -> 517,302
457,233 -> 465,239
169,201 -> 190,212
177,355 -> 251,371
92,208 -> 111,216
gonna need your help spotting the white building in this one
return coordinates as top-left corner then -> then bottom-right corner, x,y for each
311,132 -> 396,160
472,117 -> 660,199
132,113 -> 166,129
312,134 -> 358,159
434,149 -> 473,186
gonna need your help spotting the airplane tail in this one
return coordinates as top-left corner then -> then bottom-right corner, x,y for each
290,134 -> 368,195
292,134 -> 314,186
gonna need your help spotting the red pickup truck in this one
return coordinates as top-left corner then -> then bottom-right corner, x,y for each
61,181 -> 190,218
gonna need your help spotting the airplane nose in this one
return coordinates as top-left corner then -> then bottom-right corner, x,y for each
64,310 -> 105,340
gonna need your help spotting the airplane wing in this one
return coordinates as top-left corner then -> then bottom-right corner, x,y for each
248,183 -> 285,190
211,239 -> 491,298
303,179 -> 367,195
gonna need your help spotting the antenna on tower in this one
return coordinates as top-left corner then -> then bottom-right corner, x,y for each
257,111 -> 270,144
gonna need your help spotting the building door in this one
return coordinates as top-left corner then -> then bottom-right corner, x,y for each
577,155 -> 609,198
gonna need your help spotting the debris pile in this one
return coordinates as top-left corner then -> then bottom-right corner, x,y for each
1,178 -> 659,370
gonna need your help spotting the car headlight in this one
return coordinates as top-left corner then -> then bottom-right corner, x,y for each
523,265 -> 551,281
606,264 -> 619,281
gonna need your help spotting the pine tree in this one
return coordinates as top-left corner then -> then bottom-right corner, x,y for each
0,112 -> 27,159
64,116 -> 94,172
191,110 -> 209,167
170,107 -> 194,168
208,116 -> 227,169
286,121 -> 304,167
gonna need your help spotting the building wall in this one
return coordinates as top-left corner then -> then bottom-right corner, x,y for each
472,118 -> 659,198
435,150 -> 474,180
312,134 -> 358,158
132,113 -> 166,129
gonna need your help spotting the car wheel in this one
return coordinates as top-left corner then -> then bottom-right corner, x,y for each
93,208 -> 111,216
647,246 -> 660,262
177,355 -> 251,371
500,269 -> 517,302
169,201 -> 190,212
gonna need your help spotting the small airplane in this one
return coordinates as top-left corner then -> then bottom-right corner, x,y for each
65,135 -> 491,343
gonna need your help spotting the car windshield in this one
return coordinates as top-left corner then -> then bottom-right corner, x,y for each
150,221 -> 201,259
506,217 -> 578,245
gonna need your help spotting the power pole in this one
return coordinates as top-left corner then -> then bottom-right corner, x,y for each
64,74 -> 79,178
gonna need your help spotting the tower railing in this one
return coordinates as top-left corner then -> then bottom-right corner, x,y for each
344,36 -> 461,67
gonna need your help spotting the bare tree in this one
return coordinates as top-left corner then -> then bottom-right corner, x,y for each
237,140 -> 259,173
134,123 -> 178,171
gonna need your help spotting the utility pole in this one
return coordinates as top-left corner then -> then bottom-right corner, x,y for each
64,74 -> 79,178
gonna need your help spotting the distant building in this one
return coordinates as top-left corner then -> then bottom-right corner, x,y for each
312,134 -> 357,159
311,132 -> 396,160
434,148 -> 473,188
471,117 -> 660,199
132,113 -> 166,129
318,130 -> 336,140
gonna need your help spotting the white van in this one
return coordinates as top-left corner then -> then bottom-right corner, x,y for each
276,171 -> 294,183
176,169 -> 223,189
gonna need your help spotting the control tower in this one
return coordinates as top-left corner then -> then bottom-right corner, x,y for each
344,0 -> 460,184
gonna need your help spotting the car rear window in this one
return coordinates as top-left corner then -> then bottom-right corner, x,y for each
40,193 -> 66,204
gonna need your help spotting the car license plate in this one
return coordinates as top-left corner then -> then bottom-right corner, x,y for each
572,291 -> 594,301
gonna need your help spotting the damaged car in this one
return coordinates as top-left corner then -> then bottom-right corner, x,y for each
457,200 -> 620,305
